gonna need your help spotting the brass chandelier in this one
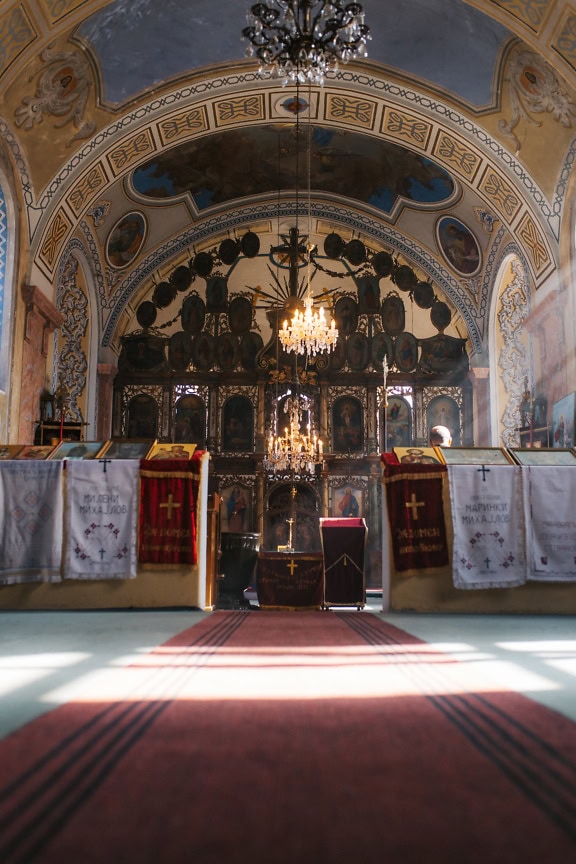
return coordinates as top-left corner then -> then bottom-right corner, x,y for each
242,1 -> 371,86
264,394 -> 323,475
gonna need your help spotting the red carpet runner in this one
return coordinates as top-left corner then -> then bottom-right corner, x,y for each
1,611 -> 576,863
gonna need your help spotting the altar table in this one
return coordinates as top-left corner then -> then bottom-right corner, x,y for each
256,552 -> 323,610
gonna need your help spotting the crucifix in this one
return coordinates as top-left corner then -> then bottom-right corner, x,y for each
477,465 -> 490,482
160,494 -> 181,520
405,492 -> 425,520
286,517 -> 294,549
271,226 -> 308,300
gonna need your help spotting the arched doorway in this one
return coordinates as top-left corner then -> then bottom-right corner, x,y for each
264,482 -> 321,552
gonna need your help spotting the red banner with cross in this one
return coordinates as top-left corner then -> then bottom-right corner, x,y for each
138,457 -> 203,565
383,462 -> 450,574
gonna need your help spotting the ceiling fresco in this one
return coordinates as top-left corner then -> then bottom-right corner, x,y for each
77,0 -> 512,108
131,125 -> 455,216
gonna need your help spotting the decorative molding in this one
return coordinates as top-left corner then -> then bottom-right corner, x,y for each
497,256 -> 530,446
487,0 -> 550,33
54,252 -> 88,423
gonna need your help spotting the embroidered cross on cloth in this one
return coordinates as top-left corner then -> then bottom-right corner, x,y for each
447,464 -> 526,589
383,463 -> 450,575
138,456 -> 202,565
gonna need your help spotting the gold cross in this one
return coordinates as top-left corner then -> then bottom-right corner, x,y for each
160,493 -> 181,520
405,493 -> 425,520
287,558 -> 298,576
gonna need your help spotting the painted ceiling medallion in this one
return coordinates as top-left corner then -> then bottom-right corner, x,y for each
14,47 -> 96,144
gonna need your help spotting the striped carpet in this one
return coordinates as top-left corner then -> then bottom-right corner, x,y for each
1,610 -> 576,863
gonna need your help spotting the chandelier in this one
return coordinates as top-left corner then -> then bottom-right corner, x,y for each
265,395 -> 323,475
242,1 -> 371,85
279,290 -> 338,356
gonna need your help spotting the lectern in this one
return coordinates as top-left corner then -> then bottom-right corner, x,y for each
320,517 -> 367,609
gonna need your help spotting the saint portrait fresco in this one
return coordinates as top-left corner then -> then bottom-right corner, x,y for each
332,396 -> 363,453
437,217 -> 480,276
106,212 -> 146,269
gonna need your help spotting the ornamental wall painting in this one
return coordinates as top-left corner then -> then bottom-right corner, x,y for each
106,212 -> 147,269
437,216 -> 481,276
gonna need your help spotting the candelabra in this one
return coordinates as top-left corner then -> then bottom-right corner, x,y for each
242,1 -> 370,86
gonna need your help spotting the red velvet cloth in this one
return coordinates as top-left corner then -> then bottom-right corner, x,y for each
256,553 -> 324,609
138,455 -> 203,565
383,462 -> 449,573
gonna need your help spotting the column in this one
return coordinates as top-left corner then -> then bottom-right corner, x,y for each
96,363 -> 117,440
18,286 -> 64,443
470,367 -> 490,445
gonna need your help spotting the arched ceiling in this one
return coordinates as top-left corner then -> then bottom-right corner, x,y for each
76,0 -> 511,109
2,0 -> 576,364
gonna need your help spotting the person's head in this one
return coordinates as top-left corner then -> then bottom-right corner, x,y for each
429,425 -> 452,447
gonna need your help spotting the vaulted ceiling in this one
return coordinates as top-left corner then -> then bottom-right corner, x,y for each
3,0 -> 576,367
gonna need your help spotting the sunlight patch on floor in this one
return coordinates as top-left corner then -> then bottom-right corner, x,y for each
35,642 -> 559,705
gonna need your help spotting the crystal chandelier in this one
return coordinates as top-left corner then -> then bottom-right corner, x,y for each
242,1 -> 371,86
265,395 -> 323,475
279,290 -> 338,356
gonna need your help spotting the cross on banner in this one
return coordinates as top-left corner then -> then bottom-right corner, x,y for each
405,492 -> 425,520
287,558 -> 298,576
160,493 -> 181,520
477,465 -> 491,481
99,459 -> 112,473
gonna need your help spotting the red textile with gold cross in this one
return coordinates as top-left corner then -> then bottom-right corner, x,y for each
138,456 -> 203,565
383,462 -> 449,574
